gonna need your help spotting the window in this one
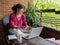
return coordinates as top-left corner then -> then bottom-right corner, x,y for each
34,0 -> 60,30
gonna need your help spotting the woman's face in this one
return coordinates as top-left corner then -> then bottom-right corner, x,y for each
17,8 -> 24,15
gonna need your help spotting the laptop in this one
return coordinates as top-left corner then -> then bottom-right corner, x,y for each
23,27 -> 43,39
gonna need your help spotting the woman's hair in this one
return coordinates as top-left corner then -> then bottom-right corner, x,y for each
12,3 -> 25,12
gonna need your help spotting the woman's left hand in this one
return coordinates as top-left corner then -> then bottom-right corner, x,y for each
24,25 -> 30,30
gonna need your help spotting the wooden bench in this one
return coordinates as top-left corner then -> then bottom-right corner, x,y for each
40,26 -> 60,39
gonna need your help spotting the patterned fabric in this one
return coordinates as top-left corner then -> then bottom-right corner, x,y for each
9,13 -> 27,28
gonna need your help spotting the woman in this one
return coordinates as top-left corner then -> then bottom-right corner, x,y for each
9,3 -> 29,42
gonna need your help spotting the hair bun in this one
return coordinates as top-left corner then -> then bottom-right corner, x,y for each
12,5 -> 16,12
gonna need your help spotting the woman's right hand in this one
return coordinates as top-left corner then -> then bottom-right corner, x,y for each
13,25 -> 20,29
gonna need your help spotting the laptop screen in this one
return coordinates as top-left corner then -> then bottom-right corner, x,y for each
28,27 -> 43,38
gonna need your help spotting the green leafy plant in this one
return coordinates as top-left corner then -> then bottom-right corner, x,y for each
24,1 -> 40,27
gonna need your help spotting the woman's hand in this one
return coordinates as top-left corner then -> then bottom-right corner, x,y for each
24,25 -> 30,30
13,25 -> 20,29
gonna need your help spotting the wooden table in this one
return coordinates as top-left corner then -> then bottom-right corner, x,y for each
7,36 -> 56,45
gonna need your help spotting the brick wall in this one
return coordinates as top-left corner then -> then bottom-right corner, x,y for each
0,0 -> 33,19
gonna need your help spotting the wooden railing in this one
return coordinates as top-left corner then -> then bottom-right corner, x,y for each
36,9 -> 60,30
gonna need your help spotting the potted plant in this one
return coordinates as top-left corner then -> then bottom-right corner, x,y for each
24,1 -> 41,27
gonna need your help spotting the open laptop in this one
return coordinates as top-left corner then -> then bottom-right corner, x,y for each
23,27 -> 43,39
